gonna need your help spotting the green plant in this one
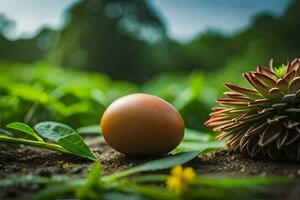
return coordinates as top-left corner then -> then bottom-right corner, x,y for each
206,58 -> 300,161
0,121 -> 96,161
0,63 -> 137,128
0,160 -> 290,200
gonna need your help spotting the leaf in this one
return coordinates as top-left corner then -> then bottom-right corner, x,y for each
34,121 -> 97,161
102,192 -> 148,200
34,121 -> 73,142
77,125 -> 101,135
175,141 -> 225,152
87,162 -> 102,184
33,181 -> 81,200
0,175 -> 68,187
129,175 -> 168,184
76,162 -> 102,199
130,175 -> 290,188
183,128 -> 212,142
7,122 -> 44,142
122,183 -> 176,200
107,150 -> 201,180
195,176 -> 290,188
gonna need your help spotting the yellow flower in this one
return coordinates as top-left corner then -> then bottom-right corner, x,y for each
166,165 -> 196,194
166,176 -> 183,194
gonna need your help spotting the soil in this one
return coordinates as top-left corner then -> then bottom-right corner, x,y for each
1,137 -> 300,200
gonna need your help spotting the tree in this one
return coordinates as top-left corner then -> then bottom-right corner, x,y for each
52,0 -> 167,83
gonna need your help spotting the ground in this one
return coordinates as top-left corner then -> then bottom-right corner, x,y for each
1,137 -> 300,200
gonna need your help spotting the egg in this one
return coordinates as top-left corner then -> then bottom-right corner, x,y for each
100,93 -> 185,156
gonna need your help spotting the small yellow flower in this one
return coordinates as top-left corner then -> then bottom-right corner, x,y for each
166,165 -> 196,194
182,167 -> 196,183
166,176 -> 182,194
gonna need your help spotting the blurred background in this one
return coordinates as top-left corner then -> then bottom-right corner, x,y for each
0,0 -> 298,131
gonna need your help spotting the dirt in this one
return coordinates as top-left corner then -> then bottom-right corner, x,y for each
1,137 -> 300,200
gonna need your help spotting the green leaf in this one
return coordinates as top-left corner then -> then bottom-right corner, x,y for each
195,176 -> 291,188
129,175 -> 168,184
0,175 -> 68,187
34,121 -> 97,161
33,181 -> 81,200
183,128 -> 212,142
102,192 -> 148,200
77,125 -> 101,135
107,150 -> 201,180
87,162 -> 102,184
76,162 -> 102,199
7,122 -> 44,142
130,175 -> 290,188
34,121 -> 73,142
121,183 -> 176,200
175,141 -> 225,152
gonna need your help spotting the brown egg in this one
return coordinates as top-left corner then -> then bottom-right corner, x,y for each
100,93 -> 184,156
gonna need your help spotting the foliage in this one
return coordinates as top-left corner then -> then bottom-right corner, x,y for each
0,1 -> 298,198
106,150 -> 203,181
0,62 -> 222,131
50,0 -> 168,83
0,161 -> 290,200
0,121 -> 96,161
0,0 -> 299,84
0,63 -> 137,128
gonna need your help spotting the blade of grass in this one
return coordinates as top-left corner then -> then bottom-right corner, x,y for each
194,176 -> 291,188
105,150 -> 203,181
0,175 -> 69,187
118,182 -> 177,200
32,181 -> 83,200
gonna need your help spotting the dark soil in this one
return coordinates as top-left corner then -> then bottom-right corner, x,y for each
1,137 -> 300,200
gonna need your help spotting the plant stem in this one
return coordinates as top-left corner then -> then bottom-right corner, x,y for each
24,101 -> 39,124
0,135 -> 70,153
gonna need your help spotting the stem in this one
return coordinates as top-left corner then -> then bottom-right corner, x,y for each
0,135 -> 70,154
24,101 -> 39,124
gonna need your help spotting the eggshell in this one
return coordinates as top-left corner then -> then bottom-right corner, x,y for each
100,93 -> 184,156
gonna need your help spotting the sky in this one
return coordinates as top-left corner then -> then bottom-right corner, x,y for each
0,0 -> 292,42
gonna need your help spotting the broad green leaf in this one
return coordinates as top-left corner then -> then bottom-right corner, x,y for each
107,150 -> 202,180
77,125 -> 101,135
58,134 -> 97,161
34,121 -> 97,161
34,121 -> 73,142
7,122 -> 44,142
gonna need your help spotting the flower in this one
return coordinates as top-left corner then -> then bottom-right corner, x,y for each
166,165 -> 196,194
